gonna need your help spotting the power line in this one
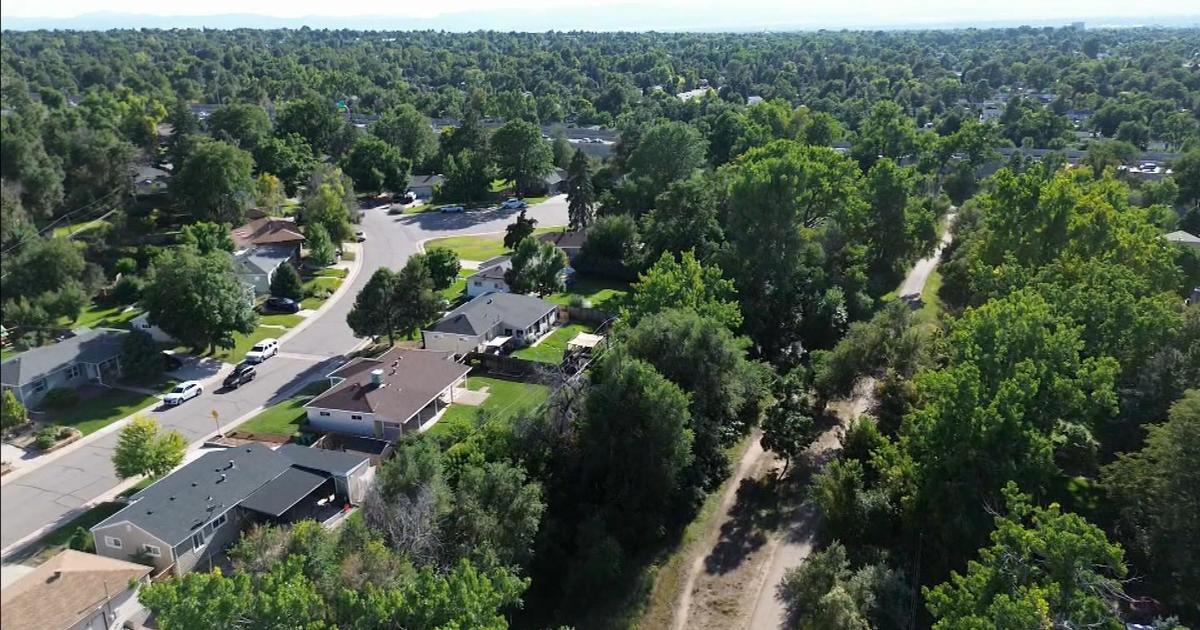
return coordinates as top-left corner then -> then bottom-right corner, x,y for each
2,188 -> 124,257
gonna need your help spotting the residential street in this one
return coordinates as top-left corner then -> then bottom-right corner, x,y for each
0,196 -> 568,553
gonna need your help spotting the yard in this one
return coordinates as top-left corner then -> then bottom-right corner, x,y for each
545,274 -> 629,312
50,218 -> 110,239
211,326 -> 280,363
431,376 -> 549,438
424,226 -> 559,262
67,303 -> 141,330
441,268 -> 475,304
24,501 -> 124,564
236,396 -> 312,436
301,271 -> 345,310
40,387 -> 161,436
512,323 -> 592,363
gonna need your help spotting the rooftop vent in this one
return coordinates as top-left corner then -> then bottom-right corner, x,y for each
226,460 -> 235,470
217,473 -> 226,483
370,369 -> 384,386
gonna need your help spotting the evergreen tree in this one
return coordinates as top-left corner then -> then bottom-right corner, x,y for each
566,149 -> 596,230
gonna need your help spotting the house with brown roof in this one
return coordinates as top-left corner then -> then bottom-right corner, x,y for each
0,550 -> 152,630
230,215 -> 306,294
537,230 -> 587,261
304,347 -> 471,441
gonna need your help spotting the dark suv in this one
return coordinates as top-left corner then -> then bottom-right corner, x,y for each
222,363 -> 257,389
263,297 -> 301,313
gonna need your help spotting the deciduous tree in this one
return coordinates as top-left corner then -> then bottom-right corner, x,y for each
173,139 -> 255,224
142,247 -> 259,352
112,415 -> 186,479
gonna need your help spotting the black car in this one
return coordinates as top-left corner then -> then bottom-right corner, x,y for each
222,363 -> 257,389
161,352 -> 182,372
263,297 -> 301,313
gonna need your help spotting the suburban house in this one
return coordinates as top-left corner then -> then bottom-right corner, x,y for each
1164,229 -> 1200,251
131,164 -> 170,197
91,443 -> 370,577
305,347 -> 471,441
537,230 -> 587,261
423,292 -> 558,355
0,550 -> 152,630
0,328 -> 128,408
130,312 -> 174,343
534,168 -> 568,195
230,215 -> 306,295
407,174 -> 444,200
466,255 -> 512,298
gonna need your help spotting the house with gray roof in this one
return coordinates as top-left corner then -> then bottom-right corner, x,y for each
1,328 -> 128,408
1165,230 -> 1200,251
407,174 -> 444,200
422,292 -> 558,355
234,244 -> 297,295
230,215 -> 305,295
305,347 -> 470,441
466,255 -> 513,298
91,443 -> 369,577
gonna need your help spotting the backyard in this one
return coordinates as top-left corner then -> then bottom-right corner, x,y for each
545,274 -> 629,312
431,376 -> 549,438
512,323 -> 592,363
441,268 -> 475,304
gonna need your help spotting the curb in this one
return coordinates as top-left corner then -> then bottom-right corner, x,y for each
276,242 -> 365,347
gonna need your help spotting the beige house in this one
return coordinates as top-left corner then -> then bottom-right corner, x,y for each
0,550 -> 151,630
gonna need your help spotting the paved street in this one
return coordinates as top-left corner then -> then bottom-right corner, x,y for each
0,195 -> 568,552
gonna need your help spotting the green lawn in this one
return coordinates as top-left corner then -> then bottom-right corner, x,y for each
30,501 -> 124,563
211,326 -> 280,363
237,396 -> 311,436
545,275 -> 630,312
261,313 -> 304,328
425,226 -> 558,262
512,324 -> 591,363
51,218 -> 109,239
68,304 -> 141,330
301,275 -> 344,310
441,268 -> 475,304
431,376 -> 549,437
915,267 -> 944,327
42,388 -> 160,435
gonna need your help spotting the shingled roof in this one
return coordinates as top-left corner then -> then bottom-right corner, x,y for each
306,347 -> 470,422
427,292 -> 556,337
0,328 -> 127,387
231,216 -> 305,250
0,550 -> 152,630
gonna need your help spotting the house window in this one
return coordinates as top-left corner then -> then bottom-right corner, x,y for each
473,281 -> 482,286
351,414 -> 363,420
104,536 -> 123,549
211,513 -> 227,529
319,411 -> 331,417
32,379 -> 47,393
143,544 -> 162,557
64,365 -> 81,380
192,531 -> 206,551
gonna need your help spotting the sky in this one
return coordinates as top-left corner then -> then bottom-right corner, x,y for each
1,0 -> 1197,27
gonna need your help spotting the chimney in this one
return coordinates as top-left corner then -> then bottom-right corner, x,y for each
370,369 -> 384,386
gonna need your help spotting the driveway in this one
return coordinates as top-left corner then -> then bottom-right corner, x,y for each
0,195 -> 569,553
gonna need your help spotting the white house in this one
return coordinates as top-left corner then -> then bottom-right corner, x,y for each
422,292 -> 558,356
466,255 -> 512,298
304,347 -> 470,441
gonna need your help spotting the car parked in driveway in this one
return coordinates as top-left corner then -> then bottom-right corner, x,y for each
222,363 -> 257,389
263,297 -> 300,313
244,338 -> 279,363
440,205 -> 465,213
163,381 -> 202,406
499,198 -> 527,210
355,230 -> 366,242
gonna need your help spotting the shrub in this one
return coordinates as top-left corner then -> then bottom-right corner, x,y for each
568,294 -> 592,308
67,526 -> 95,552
269,262 -> 303,300
41,387 -> 80,410
114,257 -> 139,276
34,425 -> 62,450
1,390 -> 28,432
112,275 -> 145,304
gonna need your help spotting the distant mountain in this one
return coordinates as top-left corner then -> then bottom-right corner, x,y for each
3,8 -> 1199,32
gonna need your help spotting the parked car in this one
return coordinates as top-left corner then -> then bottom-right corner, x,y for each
440,205 -> 465,213
161,352 -> 182,372
401,191 -> 417,203
355,230 -> 366,242
222,363 -> 257,389
263,297 -> 300,313
163,381 -> 202,406
244,338 -> 279,363
499,198 -> 527,210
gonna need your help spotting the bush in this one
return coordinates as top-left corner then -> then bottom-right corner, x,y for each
41,387 -> 80,410
68,525 -> 95,552
1,390 -> 28,433
568,294 -> 591,308
34,425 -> 63,450
269,262 -> 304,300
112,275 -> 145,305
114,257 -> 139,276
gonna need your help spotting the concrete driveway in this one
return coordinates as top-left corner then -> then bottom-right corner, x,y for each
0,195 -> 569,553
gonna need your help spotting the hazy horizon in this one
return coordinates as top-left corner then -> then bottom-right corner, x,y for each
3,0 -> 1199,32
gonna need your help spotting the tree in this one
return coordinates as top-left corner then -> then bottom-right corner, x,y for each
503,209 -> 537,250
371,103 -> 437,168
120,330 -> 164,384
628,121 -> 708,192
860,158 -> 936,286
1101,390 -> 1200,610
139,568 -> 253,630
551,130 -> 572,168
269,262 -> 303,300
576,214 -> 641,279
112,415 -> 186,479
580,351 -> 693,550
173,139 -> 255,224
505,236 -> 568,295
440,149 -> 492,203
1,389 -> 28,433
254,133 -> 316,196
490,119 -> 554,196
641,173 -> 725,264
207,103 -> 272,150
392,256 -> 442,340
179,221 -> 234,255
851,100 -> 918,169
779,542 -> 907,630
1173,150 -> 1200,209
342,135 -> 411,195
624,251 -> 742,330
1084,139 -> 1138,178
565,149 -> 596,230
300,182 -> 354,244
347,268 -> 400,345
761,404 -> 817,475
275,97 -> 341,154
142,248 -> 259,353
421,247 -> 461,291
255,173 -> 286,214
447,460 -> 545,568
623,309 -> 770,491
925,484 -> 1127,630
304,223 -> 336,267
